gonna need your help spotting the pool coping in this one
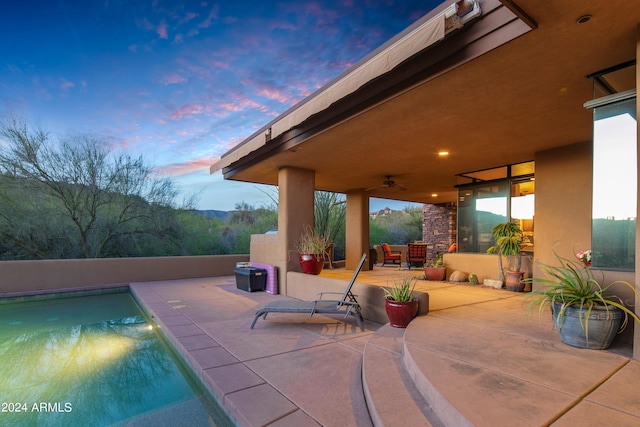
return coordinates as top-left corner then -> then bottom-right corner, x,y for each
0,283 -> 129,304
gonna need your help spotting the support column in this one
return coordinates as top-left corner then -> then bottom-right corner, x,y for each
277,167 -> 315,296
346,190 -> 370,270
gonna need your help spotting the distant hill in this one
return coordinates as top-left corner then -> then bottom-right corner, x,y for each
193,210 -> 234,221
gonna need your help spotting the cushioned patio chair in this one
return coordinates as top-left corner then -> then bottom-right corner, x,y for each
407,242 -> 428,269
381,243 -> 402,266
250,253 -> 367,331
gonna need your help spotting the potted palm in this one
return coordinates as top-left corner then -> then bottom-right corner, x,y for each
525,251 -> 640,349
383,276 -> 419,328
295,225 -> 330,275
487,222 -> 525,291
423,253 -> 446,281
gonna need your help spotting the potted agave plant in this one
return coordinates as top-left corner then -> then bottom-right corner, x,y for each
383,276 -> 419,328
487,222 -> 525,291
295,225 -> 330,275
525,251 -> 640,349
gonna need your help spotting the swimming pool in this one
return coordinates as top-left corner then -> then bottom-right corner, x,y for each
0,291 -> 233,426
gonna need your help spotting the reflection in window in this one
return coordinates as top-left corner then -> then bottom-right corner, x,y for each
457,162 -> 535,254
458,182 -> 508,253
591,96 -> 636,270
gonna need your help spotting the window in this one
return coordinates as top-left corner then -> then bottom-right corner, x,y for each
457,162 -> 535,253
589,94 -> 636,270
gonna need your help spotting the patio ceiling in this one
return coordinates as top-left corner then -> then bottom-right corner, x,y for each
214,0 -> 639,205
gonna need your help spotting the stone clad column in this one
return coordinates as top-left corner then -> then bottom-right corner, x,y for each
277,167 -> 315,295
346,190 -> 370,270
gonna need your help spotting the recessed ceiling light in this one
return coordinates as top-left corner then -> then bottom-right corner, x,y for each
431,193 -> 438,197
577,15 -> 592,24
438,151 -> 449,156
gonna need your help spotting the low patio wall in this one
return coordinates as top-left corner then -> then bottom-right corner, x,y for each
0,254 -> 248,296
286,271 -> 429,325
443,253 -> 533,285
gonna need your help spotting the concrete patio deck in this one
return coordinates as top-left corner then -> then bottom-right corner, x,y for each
129,267 -> 640,426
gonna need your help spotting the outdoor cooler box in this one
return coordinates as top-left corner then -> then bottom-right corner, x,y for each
234,267 -> 267,292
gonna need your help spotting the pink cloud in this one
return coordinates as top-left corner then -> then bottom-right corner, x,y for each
270,21 -> 297,32
257,87 -> 291,104
219,102 -> 241,112
176,57 -> 213,79
157,20 -> 168,39
224,136 -> 246,151
199,5 -> 219,28
180,12 -> 198,25
60,79 -> 74,91
170,103 -> 205,120
210,60 -> 229,70
162,73 -> 187,85
155,156 -> 219,176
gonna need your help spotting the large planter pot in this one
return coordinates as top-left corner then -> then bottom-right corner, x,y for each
552,302 -> 623,349
299,254 -> 324,275
385,298 -> 419,328
369,248 -> 377,270
423,267 -> 446,281
505,271 -> 525,292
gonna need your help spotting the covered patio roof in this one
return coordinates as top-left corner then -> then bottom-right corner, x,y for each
211,0 -> 638,204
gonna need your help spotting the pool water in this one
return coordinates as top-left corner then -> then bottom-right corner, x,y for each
0,292 -> 233,426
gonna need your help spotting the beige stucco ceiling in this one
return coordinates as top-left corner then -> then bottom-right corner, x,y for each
218,0 -> 639,205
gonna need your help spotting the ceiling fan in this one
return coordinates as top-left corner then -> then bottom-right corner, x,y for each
366,175 -> 407,191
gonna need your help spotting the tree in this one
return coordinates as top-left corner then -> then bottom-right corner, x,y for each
223,202 -> 278,253
0,118 -> 190,259
370,206 -> 423,245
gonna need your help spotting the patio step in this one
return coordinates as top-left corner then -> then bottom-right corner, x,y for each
362,324 -> 445,427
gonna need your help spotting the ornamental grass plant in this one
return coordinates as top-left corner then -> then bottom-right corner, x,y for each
295,225 -> 330,254
524,250 -> 640,337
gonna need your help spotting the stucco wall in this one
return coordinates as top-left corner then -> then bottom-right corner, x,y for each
534,141 -> 593,270
0,254 -> 248,296
535,141 -> 635,345
250,233 -> 279,266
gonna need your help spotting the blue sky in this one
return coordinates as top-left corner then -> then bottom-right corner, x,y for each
0,0 -> 436,211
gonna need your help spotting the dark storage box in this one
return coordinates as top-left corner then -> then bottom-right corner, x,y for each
234,267 -> 267,292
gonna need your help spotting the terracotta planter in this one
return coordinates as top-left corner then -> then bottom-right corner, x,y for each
299,254 -> 324,275
505,271 -> 525,292
423,267 -> 446,281
385,298 -> 418,328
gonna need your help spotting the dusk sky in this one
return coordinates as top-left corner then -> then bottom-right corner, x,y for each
0,0 -> 436,211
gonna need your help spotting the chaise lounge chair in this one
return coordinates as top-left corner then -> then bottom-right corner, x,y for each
250,253 -> 367,332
